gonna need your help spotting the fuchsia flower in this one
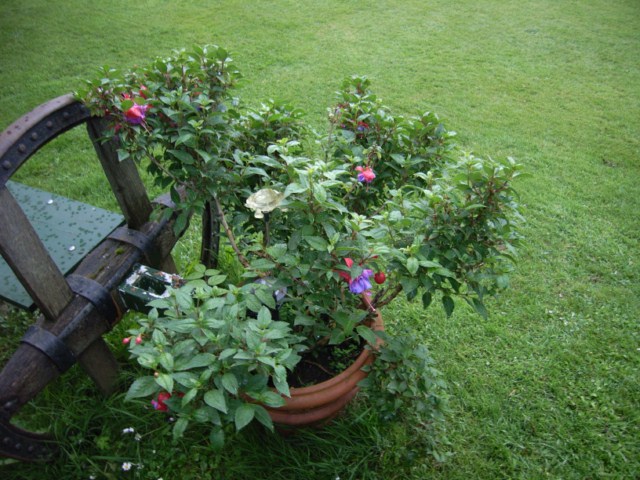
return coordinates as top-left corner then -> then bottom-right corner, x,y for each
356,166 -> 376,183
349,269 -> 373,294
124,104 -> 150,125
338,258 -> 374,294
151,391 -> 172,412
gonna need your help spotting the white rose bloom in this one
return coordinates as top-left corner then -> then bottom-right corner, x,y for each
245,189 -> 285,219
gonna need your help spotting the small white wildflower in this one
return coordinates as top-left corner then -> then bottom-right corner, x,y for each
122,461 -> 133,471
134,433 -> 142,442
122,427 -> 135,434
89,476 -> 96,480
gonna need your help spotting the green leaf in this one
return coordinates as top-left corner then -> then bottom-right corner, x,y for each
173,212 -> 189,237
181,388 -> 198,406
304,236 -> 328,251
273,365 -> 290,397
164,319 -> 197,333
253,405 -> 274,431
204,389 -> 227,413
442,295 -> 455,318
255,288 -> 276,309
390,153 -> 405,165
207,274 -> 227,286
175,132 -> 195,148
422,291 -> 433,309
258,391 -> 286,408
356,325 -> 378,346
472,298 -> 488,319
235,403 -> 256,431
158,352 -> 174,371
168,149 -> 195,164
177,353 -> 216,370
221,372 -> 239,395
294,314 -> 315,326
117,149 -> 130,162
174,289 -> 193,311
406,257 -> 419,275
172,417 -> 189,440
400,277 -> 420,295
313,184 -> 327,202
156,373 -> 174,393
284,182 -> 307,196
255,352 -> 276,366
266,243 -> 288,260
257,306 -> 272,327
250,258 -> 276,271
435,267 -> 455,278
209,428 -> 225,450
125,376 -> 159,400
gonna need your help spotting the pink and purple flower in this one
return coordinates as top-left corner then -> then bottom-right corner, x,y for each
355,166 -> 376,183
124,104 -> 150,125
338,258 -> 374,294
151,391 -> 172,412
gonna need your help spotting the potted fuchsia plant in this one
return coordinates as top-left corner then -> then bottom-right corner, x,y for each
79,45 -> 523,448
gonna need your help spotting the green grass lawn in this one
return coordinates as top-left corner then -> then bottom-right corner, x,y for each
1,0 -> 639,478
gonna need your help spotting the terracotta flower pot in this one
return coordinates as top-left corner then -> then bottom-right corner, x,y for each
266,311 -> 384,428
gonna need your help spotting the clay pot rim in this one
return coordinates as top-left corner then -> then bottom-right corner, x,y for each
288,310 -> 384,395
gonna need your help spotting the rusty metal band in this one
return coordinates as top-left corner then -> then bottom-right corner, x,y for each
0,97 -> 91,187
66,274 -> 118,325
20,326 -> 76,373
107,226 -> 152,253
0,420 -> 57,462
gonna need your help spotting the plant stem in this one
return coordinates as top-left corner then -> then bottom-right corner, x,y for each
263,212 -> 270,247
374,284 -> 403,309
200,200 -> 220,269
213,195 -> 250,268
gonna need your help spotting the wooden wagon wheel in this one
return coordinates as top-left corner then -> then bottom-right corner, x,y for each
0,95 -> 184,461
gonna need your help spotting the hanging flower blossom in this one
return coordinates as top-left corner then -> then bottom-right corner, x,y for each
357,121 -> 369,132
338,258 -> 374,294
124,104 -> 150,125
349,268 -> 374,294
151,391 -> 172,412
338,257 -> 354,282
355,166 -> 376,183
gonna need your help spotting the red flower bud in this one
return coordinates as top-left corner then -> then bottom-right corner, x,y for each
135,335 -> 143,345
122,337 -> 131,345
374,272 -> 386,284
